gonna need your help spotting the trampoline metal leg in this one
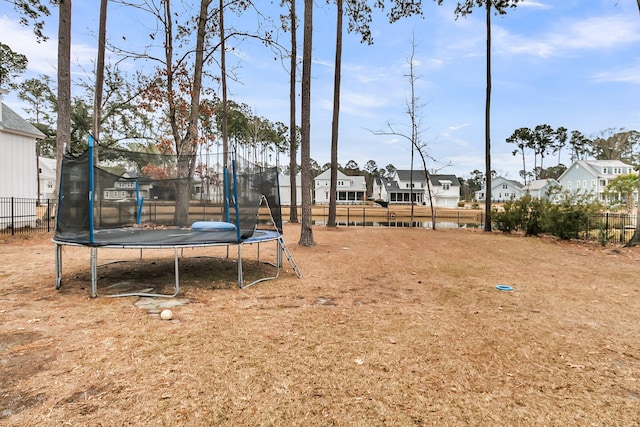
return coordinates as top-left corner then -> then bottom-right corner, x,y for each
55,244 -> 62,290
173,248 -> 180,296
90,247 -> 98,298
237,244 -> 243,288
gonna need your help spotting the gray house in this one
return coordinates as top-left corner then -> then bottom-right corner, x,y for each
557,160 -> 637,205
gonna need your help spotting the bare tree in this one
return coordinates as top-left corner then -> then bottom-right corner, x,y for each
371,36 -> 439,229
299,0 -> 315,246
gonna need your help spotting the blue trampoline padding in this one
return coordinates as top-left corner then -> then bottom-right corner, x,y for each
191,221 -> 237,232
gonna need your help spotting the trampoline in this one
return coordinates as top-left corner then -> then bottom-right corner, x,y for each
54,136 -> 301,297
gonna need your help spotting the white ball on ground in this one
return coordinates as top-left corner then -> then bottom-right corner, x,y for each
160,309 -> 173,320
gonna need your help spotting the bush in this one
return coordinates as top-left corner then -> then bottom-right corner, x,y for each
493,190 -> 601,240
493,195 -> 545,236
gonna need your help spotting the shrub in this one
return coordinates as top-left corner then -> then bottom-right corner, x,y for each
493,194 -> 545,235
493,190 -> 602,240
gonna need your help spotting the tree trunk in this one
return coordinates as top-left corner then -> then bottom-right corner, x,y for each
174,0 -> 212,226
626,174 -> 640,247
289,0 -> 299,223
328,0 -> 343,228
92,0 -> 107,144
299,0 -> 315,246
219,0 -> 229,168
55,0 -> 71,201
483,1 -> 492,232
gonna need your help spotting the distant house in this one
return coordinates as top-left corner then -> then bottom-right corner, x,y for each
38,157 -> 57,201
371,174 -> 415,204
425,174 -> 461,208
372,170 -> 460,207
475,176 -> 524,202
278,173 -> 303,206
557,159 -> 637,205
102,171 -> 153,201
522,178 -> 560,201
314,169 -> 366,204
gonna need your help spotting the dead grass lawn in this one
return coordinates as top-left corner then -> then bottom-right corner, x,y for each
1,224 -> 639,426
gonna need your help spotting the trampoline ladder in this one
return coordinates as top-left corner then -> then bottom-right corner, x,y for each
279,237 -> 302,278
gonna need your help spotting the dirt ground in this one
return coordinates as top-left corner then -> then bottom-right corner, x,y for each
1,223 -> 639,426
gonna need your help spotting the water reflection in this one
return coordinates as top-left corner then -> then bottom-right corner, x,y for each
311,220 -> 482,229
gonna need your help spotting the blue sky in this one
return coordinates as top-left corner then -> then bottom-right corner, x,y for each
1,0 -> 640,180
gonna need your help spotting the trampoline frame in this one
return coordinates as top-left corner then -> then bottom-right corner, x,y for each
54,229 -> 288,298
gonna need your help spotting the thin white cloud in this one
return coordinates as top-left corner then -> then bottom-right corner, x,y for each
593,63 -> 640,84
498,15 -> 640,58
518,0 -> 552,10
447,123 -> 470,131
0,15 -> 96,77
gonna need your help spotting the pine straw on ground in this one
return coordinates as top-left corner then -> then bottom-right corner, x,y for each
1,224 -> 639,426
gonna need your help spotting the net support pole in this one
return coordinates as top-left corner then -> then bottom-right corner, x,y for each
88,135 -> 96,245
223,167 -> 231,223
231,159 -> 241,242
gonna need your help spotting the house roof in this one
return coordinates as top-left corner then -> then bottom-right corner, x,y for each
557,159 -> 635,181
395,170 -> 460,186
0,102 -> 45,138
430,174 -> 460,187
492,176 -> 524,189
523,178 -> 558,191
395,169 -> 428,182
39,157 -> 57,180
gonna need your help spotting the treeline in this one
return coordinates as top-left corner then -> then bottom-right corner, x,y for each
505,125 -> 640,184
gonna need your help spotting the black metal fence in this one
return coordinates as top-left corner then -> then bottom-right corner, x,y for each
2,199 -> 638,245
0,197 -> 56,235
578,212 -> 637,245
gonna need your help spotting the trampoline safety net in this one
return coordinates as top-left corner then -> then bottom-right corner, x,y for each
55,140 -> 283,246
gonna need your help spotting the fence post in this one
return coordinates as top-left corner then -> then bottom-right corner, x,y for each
362,207 -> 365,227
11,197 -> 15,236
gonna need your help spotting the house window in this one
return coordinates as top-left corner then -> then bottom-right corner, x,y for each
591,179 -> 596,188
583,180 -> 587,188
105,191 -> 110,198
502,184 -> 508,189
442,184 -> 450,190
576,181 -> 581,189
567,182 -> 571,189
602,168 -> 608,174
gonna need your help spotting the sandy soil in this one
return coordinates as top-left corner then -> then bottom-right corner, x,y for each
1,223 -> 639,426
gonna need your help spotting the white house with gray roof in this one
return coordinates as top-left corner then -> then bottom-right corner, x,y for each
0,90 -> 46,228
0,91 -> 44,199
372,170 -> 460,207
314,169 -> 366,204
557,159 -> 637,205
